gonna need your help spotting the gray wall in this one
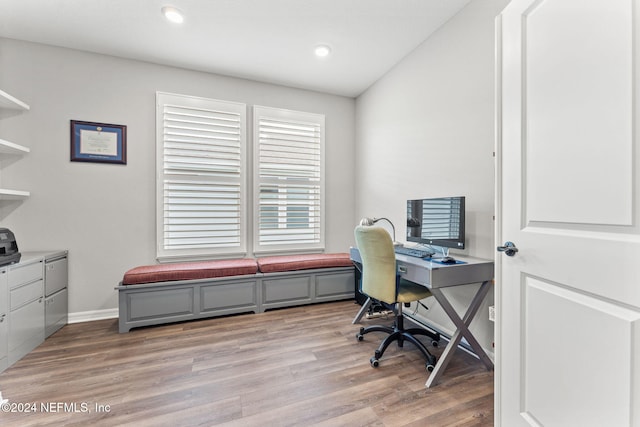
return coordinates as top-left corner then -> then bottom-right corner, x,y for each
0,0 -> 508,350
354,0 -> 510,356
0,38 -> 356,317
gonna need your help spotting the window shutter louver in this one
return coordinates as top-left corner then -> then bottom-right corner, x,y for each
157,93 -> 246,259
419,198 -> 463,239
254,106 -> 325,252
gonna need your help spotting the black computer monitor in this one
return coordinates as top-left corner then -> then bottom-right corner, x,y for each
406,196 -> 465,250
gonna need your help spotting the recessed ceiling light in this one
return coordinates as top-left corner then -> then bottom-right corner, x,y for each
162,6 -> 184,24
314,45 -> 332,58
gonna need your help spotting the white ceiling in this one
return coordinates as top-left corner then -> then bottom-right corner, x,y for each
0,0 -> 472,97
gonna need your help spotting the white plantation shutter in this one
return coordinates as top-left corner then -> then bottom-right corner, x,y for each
157,92 -> 246,260
253,106 -> 325,253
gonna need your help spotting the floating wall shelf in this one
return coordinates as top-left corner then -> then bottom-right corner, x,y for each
0,89 -> 31,202
0,89 -> 30,111
0,189 -> 30,200
0,138 -> 30,155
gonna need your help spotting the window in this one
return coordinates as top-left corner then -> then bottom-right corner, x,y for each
253,106 -> 325,253
156,92 -> 246,260
156,95 -> 323,260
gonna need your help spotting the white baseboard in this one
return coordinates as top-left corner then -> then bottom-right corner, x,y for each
68,309 -> 118,324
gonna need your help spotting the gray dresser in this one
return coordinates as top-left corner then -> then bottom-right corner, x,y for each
0,250 -> 68,372
0,267 -> 7,372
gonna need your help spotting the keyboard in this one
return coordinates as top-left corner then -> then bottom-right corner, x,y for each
394,246 -> 434,258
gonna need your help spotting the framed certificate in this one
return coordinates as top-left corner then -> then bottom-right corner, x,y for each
70,120 -> 127,164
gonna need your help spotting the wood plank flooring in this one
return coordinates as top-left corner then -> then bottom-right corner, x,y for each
0,301 -> 493,426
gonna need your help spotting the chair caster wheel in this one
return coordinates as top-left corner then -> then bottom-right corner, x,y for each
356,334 -> 364,341
426,355 -> 437,370
370,357 -> 379,368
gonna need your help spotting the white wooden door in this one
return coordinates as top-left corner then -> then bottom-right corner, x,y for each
496,0 -> 640,426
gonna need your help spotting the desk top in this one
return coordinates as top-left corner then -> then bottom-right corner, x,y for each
349,247 -> 494,288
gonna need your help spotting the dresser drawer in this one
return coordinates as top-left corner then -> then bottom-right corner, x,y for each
45,257 -> 67,296
45,288 -> 68,337
0,268 -> 7,315
9,260 -> 43,289
9,297 -> 44,364
397,261 -> 431,286
10,279 -> 43,310
0,311 -> 7,363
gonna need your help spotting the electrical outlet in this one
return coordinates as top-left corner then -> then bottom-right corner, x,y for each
489,305 -> 496,322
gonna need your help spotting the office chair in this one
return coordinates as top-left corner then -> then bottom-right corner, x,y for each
354,225 -> 440,371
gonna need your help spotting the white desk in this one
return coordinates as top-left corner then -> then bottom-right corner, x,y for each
349,247 -> 494,388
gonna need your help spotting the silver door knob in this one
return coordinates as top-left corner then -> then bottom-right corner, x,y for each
497,241 -> 518,256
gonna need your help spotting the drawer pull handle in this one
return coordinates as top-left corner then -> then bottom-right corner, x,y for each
398,265 -> 407,274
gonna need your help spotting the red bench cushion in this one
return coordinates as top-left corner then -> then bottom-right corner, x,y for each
257,253 -> 352,273
122,259 -> 259,285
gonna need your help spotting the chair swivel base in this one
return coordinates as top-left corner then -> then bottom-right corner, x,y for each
356,315 -> 440,372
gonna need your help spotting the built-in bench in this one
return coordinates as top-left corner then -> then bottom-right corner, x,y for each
116,253 -> 355,333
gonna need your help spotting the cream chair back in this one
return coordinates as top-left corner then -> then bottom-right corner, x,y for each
354,225 -> 397,304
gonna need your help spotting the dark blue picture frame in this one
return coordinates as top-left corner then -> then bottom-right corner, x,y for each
70,120 -> 127,164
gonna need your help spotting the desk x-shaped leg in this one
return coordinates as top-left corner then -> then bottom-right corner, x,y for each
425,280 -> 494,388
352,297 -> 372,324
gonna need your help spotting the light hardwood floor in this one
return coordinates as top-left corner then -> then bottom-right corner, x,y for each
0,301 -> 493,426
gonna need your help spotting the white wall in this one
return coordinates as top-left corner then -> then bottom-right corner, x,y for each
0,38 -> 356,316
0,0 -> 507,338
355,0 -> 510,354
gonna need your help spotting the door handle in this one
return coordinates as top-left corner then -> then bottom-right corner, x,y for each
497,241 -> 518,256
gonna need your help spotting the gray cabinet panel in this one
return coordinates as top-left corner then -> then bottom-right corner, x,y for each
45,288 -> 67,337
0,269 -> 7,315
126,287 -> 195,321
201,281 -> 257,311
45,257 -> 67,296
0,268 -> 7,370
315,271 -> 354,299
10,279 -> 43,310
8,260 -> 43,289
263,276 -> 312,304
9,297 -> 44,364
0,314 -> 7,371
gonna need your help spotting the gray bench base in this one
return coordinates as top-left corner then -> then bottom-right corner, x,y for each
117,266 -> 354,333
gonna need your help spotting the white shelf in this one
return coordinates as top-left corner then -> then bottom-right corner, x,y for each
0,88 -> 30,203
0,138 -> 29,155
0,189 -> 30,200
0,90 -> 30,111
